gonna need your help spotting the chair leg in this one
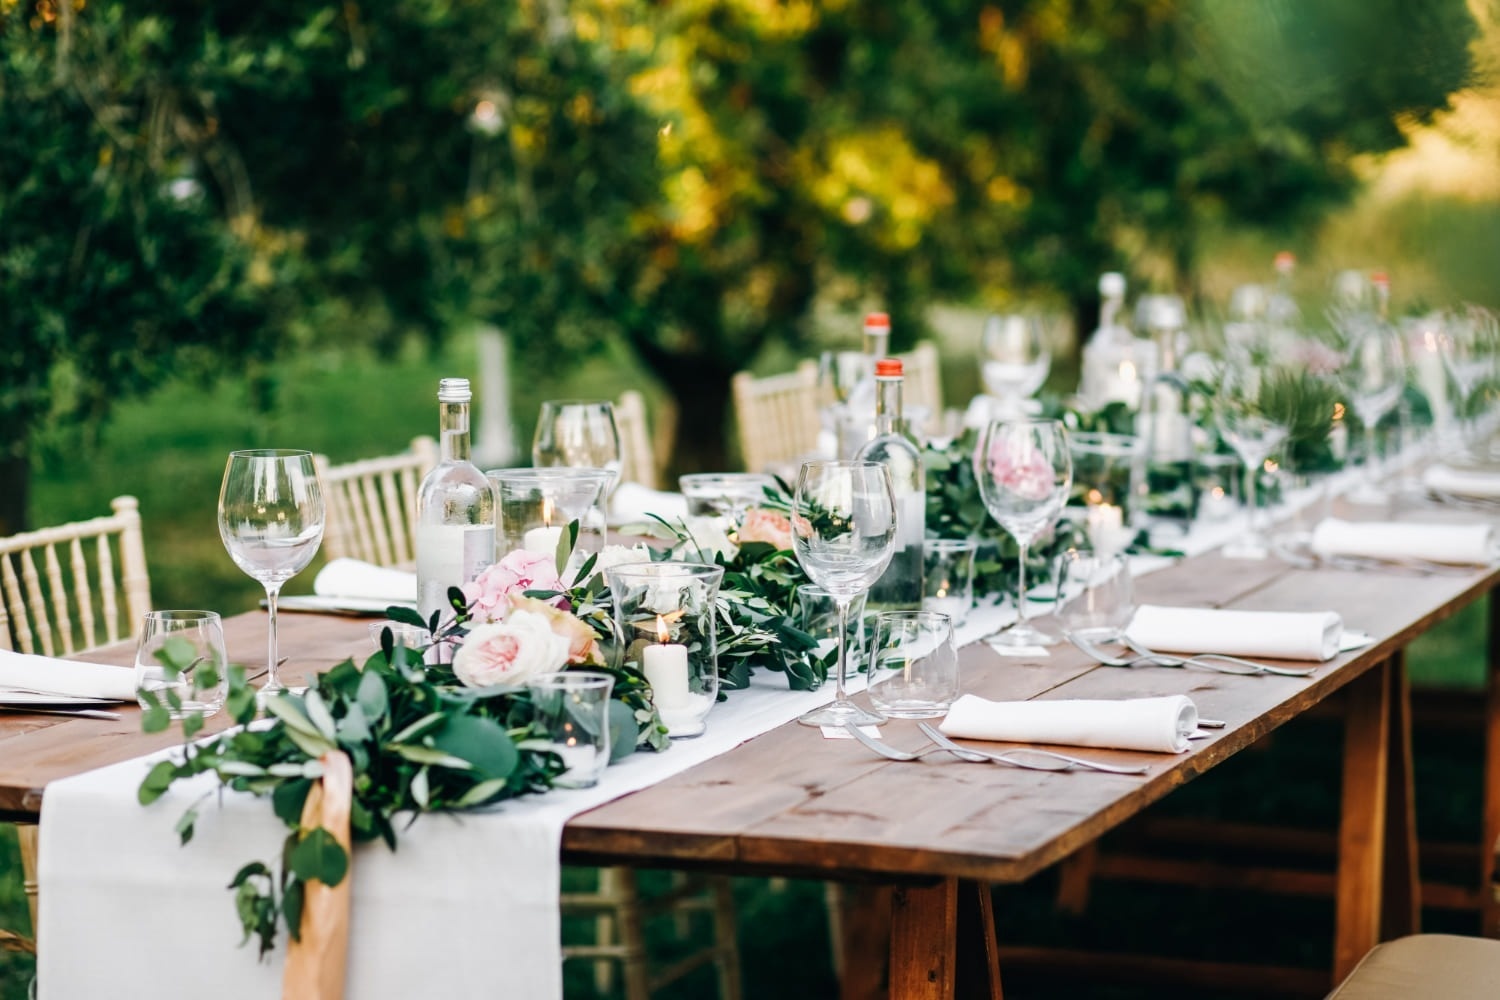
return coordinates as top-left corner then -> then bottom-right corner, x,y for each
614,868 -> 652,1000
709,876 -> 743,1000
19,823 -> 38,938
593,867 -> 621,996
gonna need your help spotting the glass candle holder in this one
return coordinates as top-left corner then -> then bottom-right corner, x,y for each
486,467 -> 611,576
1068,432 -> 1141,517
922,538 -> 977,624
678,472 -> 776,532
1193,452 -> 1242,524
526,672 -> 615,789
606,561 -> 724,739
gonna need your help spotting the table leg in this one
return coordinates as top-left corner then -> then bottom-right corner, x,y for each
1484,593 -> 1500,938
889,877 -> 958,999
955,880 -> 1003,1000
838,885 -> 893,1000
1381,651 -> 1419,941
1334,659 -> 1389,980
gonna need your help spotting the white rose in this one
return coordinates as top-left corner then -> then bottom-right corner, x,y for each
452,611 -> 570,688
572,543 -> 654,585
675,516 -> 737,562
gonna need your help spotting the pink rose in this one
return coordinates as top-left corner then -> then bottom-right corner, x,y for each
462,549 -> 567,624
737,508 -> 794,550
451,611 -> 569,688
979,436 -> 1055,502
509,595 -> 605,666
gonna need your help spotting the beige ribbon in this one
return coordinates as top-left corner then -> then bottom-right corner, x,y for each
282,752 -> 353,1000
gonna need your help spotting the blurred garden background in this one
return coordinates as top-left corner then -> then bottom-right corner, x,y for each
4,0 -> 1500,995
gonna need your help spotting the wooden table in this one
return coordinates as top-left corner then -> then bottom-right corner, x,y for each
4,548 -> 1497,998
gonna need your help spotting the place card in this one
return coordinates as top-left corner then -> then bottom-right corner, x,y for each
820,725 -> 882,741
989,643 -> 1050,659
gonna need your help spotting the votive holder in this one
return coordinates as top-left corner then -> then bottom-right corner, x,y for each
367,620 -> 431,652
526,672 -> 615,789
922,538 -> 977,625
1068,432 -> 1141,516
1193,452 -> 1242,524
678,472 -> 776,532
607,561 -> 724,738
486,467 -> 611,577
867,611 -> 960,719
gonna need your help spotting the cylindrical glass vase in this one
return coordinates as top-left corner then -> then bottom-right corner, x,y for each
486,467 -> 611,578
607,561 -> 724,739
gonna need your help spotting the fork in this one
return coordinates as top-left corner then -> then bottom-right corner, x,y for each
846,724 -> 1089,772
917,723 -> 1151,775
843,724 -> 991,763
1119,636 -> 1318,678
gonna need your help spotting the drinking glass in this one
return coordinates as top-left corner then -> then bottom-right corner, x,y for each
1437,306 -> 1498,454
1214,359 -> 1292,560
921,538 -> 977,625
866,611 -> 959,719
526,672 -> 615,788
1342,321 -> 1406,504
791,461 -> 896,727
531,400 -> 622,494
219,450 -> 325,697
979,314 -> 1050,420
134,610 -> 228,718
973,419 -> 1072,648
678,472 -> 776,533
1055,551 -> 1133,643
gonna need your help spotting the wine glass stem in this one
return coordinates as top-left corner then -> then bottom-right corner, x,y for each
1015,543 -> 1030,627
1244,461 -> 1260,541
264,582 -> 283,692
1364,424 -> 1379,485
833,596 -> 852,703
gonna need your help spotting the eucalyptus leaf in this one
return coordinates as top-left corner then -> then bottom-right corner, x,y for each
288,827 -> 349,887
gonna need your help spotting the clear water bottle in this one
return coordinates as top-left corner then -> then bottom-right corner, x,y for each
416,378 -> 497,626
1079,273 -> 1153,412
838,312 -> 892,458
856,358 -> 925,610
1135,295 -> 1196,530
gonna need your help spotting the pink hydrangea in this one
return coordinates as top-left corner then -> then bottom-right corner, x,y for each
462,549 -> 567,624
980,436 -> 1056,502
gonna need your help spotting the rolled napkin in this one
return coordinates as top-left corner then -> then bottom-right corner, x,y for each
940,694 -> 1198,754
610,483 -> 689,527
1422,463 -> 1500,500
1126,603 -> 1342,662
1311,517 -> 1494,567
313,559 -> 418,604
0,648 -> 136,700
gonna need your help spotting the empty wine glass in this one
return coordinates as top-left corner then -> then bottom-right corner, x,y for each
1437,305 -> 1499,454
980,314 -> 1050,421
973,419 -> 1072,649
1214,357 -> 1293,559
1342,320 -> 1406,505
791,460 -> 896,727
218,450 -> 325,697
532,400 -> 622,490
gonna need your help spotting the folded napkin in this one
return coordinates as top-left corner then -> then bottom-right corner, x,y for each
940,694 -> 1198,753
1311,517 -> 1494,567
1422,463 -> 1500,499
0,648 -> 136,700
610,483 -> 688,527
1126,603 -> 1342,662
313,559 -> 418,603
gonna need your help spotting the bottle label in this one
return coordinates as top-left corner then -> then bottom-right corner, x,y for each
417,523 -> 496,619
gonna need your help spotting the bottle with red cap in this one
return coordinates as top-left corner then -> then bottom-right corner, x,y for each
855,357 -> 925,610
839,312 -> 893,456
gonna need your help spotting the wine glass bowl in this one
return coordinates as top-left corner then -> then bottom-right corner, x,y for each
1214,357 -> 1293,559
531,400 -> 623,488
1341,321 -> 1406,503
973,419 -> 1072,648
791,460 -> 896,727
218,450 -> 325,697
980,314 -> 1050,420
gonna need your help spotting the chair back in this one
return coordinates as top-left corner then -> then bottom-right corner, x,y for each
615,390 -> 661,490
0,496 -> 152,656
731,366 -> 822,474
897,340 -> 944,425
313,437 -> 439,569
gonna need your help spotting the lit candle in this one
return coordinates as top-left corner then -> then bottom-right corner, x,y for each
1103,360 -> 1141,408
550,739 -> 597,784
1086,503 -> 1129,556
641,614 -> 691,710
523,497 -> 563,556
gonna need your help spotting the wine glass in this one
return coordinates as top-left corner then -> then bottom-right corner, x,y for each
790,460 -> 896,727
531,400 -> 622,488
1437,305 -> 1498,455
1214,357 -> 1293,560
973,418 -> 1072,648
980,314 -> 1050,421
218,450 -> 325,697
1341,320 -> 1406,504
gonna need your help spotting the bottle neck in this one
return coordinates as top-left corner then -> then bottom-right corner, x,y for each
1100,296 -> 1120,332
874,376 -> 903,435
439,400 -> 472,462
863,329 -> 890,358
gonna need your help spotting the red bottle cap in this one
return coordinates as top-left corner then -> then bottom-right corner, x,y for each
1274,251 -> 1296,272
1371,270 -> 1389,286
864,312 -> 891,330
875,358 -> 903,377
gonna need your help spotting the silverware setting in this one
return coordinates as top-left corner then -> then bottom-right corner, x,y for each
0,706 -> 121,720
1272,539 -> 1479,578
1065,631 -> 1317,678
842,722 -> 1149,775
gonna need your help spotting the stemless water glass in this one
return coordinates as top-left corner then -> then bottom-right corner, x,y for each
532,400 -> 622,491
1215,358 -> 1292,560
973,419 -> 1072,649
1055,550 -> 1134,643
791,461 -> 896,727
979,314 -> 1050,420
134,610 -> 228,718
218,450 -> 325,697
866,611 -> 960,719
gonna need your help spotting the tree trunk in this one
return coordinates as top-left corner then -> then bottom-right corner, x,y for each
0,449 -> 30,536
658,363 -> 734,478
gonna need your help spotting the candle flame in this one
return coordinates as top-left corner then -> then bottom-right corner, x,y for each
1119,361 -> 1137,381
1086,488 -> 1103,505
655,614 -> 671,644
541,496 -> 554,527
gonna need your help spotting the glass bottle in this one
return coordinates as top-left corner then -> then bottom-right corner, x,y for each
856,358 -> 925,610
1079,273 -> 1152,413
1135,294 -> 1196,530
416,378 -> 497,627
839,311 -> 893,458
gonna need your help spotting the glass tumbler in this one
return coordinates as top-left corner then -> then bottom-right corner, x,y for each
607,561 -> 724,738
134,610 -> 229,718
526,672 -> 615,789
922,539 -> 977,625
867,611 -> 960,719
1055,550 -> 1134,643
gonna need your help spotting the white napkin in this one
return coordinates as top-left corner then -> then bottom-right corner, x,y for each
1126,604 -> 1342,662
940,694 -> 1198,753
609,483 -> 689,527
1423,464 -> 1500,499
313,558 -> 418,603
0,648 -> 136,700
1311,517 -> 1494,567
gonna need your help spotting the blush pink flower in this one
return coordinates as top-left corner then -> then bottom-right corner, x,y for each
463,549 -> 566,624
737,508 -> 794,550
980,437 -> 1056,502
452,612 -> 570,688
509,595 -> 605,666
